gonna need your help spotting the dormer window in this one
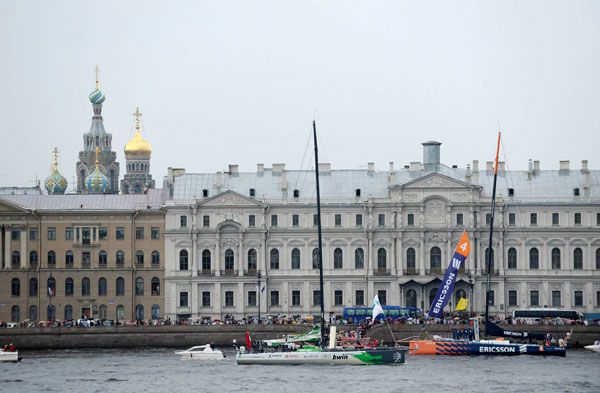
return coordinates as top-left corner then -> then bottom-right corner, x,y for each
573,188 -> 580,196
249,188 -> 255,198
508,188 -> 514,197
355,189 -> 361,197
293,189 -> 299,198
203,189 -> 209,198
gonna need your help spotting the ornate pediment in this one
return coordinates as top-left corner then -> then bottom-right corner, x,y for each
219,238 -> 240,248
398,173 -> 472,190
425,233 -> 446,243
373,239 -> 392,247
351,239 -> 367,246
199,190 -> 263,207
197,240 -> 216,249
546,239 -> 566,247
243,240 -> 262,248
569,238 -> 588,247
330,239 -> 348,246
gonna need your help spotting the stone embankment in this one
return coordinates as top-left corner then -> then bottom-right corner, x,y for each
0,324 -> 597,349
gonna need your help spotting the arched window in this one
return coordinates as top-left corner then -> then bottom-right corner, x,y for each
64,305 -> 73,320
249,188 -> 255,198
246,249 -> 257,271
455,289 -> 467,306
225,249 -> 235,270
116,277 -> 125,296
151,277 -> 160,296
485,248 -> 494,271
151,251 -> 160,265
11,278 -> 20,297
406,248 -> 416,269
29,278 -> 38,297
136,250 -> 144,265
99,250 -> 107,265
291,248 -> 300,269
293,189 -> 299,198
81,277 -> 90,296
65,250 -> 74,265
116,305 -> 125,320
29,305 -> 37,321
355,189 -> 361,197
48,250 -> 56,265
270,249 -> 279,270
529,248 -> 539,269
406,289 -> 417,308
98,277 -> 107,296
430,247 -> 441,270
11,306 -> 19,322
507,248 -> 517,269
334,248 -> 343,269
202,250 -> 211,271
551,248 -> 561,270
429,288 -> 438,309
312,248 -> 320,269
11,251 -> 20,266
152,304 -> 160,320
179,250 -> 188,270
47,304 -> 56,320
377,248 -> 387,270
116,250 -> 125,265
47,277 -> 56,297
136,304 -> 144,320
355,248 -> 364,269
65,278 -> 74,296
135,277 -> 144,296
574,248 -> 583,269
99,305 -> 107,319
30,251 -> 38,265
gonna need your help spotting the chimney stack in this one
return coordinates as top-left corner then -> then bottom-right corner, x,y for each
257,163 -> 264,175
582,160 -> 589,172
368,162 -> 375,172
281,171 -> 288,190
422,141 -> 441,169
318,163 -> 331,173
273,163 -> 285,173
534,160 -> 540,173
528,159 -> 534,180
228,164 -> 238,174
559,160 -> 570,171
215,171 -> 222,187
410,162 -> 421,172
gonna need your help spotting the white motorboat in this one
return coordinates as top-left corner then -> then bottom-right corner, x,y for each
175,345 -> 225,360
0,351 -> 20,362
584,341 -> 600,352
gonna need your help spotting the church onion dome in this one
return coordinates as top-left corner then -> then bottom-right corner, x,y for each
44,148 -> 67,194
124,129 -> 152,157
89,88 -> 106,105
86,167 -> 109,193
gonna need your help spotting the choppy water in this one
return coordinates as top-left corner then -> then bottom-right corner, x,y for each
1,347 -> 599,393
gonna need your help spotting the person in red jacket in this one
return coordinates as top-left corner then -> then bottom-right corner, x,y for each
9,343 -> 15,352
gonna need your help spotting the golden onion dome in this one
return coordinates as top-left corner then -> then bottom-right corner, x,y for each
124,129 -> 152,157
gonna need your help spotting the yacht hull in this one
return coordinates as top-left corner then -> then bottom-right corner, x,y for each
236,348 -> 407,365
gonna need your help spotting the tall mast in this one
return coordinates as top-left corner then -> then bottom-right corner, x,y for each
485,131 -> 501,337
313,120 -> 326,347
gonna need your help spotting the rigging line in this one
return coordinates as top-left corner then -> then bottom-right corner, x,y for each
293,125 -> 315,192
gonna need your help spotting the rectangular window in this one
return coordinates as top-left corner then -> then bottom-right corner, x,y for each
82,227 -> 91,244
225,291 -> 234,307
597,213 -> 600,226
377,290 -> 387,306
99,227 -> 107,240
530,213 -> 537,225
135,227 -> 144,240
574,213 -> 581,225
378,214 -> 385,226
11,229 -> 20,241
530,290 -> 539,306
116,227 -> 125,240
47,227 -> 56,240
552,290 -> 561,307
355,290 -> 364,306
597,291 -> 600,307
508,290 -> 517,306
270,290 -> 279,306
486,214 -> 491,225
407,214 -> 414,226
271,215 -> 278,227
202,291 -> 211,307
203,215 -> 210,227
292,214 -> 299,227
180,291 -> 188,307
180,215 -> 187,228
356,214 -> 363,226
335,214 -> 342,227
313,214 -> 318,226
334,290 -> 343,306
508,213 -> 515,226
82,252 -> 91,265
552,213 -> 559,226
574,291 -> 583,307
292,290 -> 301,306
248,291 -> 257,307
313,290 -> 321,306
30,228 -> 38,240
488,290 -> 495,305
65,227 -> 73,240
249,215 -> 256,227
151,227 -> 160,239
456,214 -> 463,226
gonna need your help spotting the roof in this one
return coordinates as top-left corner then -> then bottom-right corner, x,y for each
0,186 -> 43,195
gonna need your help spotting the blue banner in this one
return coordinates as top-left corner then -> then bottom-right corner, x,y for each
428,231 -> 471,318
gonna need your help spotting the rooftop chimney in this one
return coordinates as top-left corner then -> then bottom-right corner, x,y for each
281,171 -> 288,190
422,141 -> 441,169
410,162 -> 421,172
486,161 -> 493,172
466,164 -> 472,183
368,162 -> 375,172
229,164 -> 238,174
472,160 -> 479,172
215,171 -> 222,187
582,160 -> 589,172
257,163 -> 264,174
389,162 -> 396,185
534,160 -> 540,173
273,163 -> 285,173
318,163 -> 331,173
528,159 -> 534,180
559,160 -> 570,171
389,162 -> 394,172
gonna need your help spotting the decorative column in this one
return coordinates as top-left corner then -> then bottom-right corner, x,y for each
20,226 -> 27,269
4,227 -> 10,269
215,233 -> 220,276
238,234 -> 244,276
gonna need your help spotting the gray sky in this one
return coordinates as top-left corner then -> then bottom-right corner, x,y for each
1,1 -> 599,190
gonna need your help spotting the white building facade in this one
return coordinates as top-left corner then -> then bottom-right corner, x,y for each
163,143 -> 600,321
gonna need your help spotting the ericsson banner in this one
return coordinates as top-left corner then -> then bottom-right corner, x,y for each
428,231 -> 471,318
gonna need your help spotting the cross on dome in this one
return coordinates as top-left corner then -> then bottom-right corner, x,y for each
94,65 -> 100,88
133,107 -> 143,128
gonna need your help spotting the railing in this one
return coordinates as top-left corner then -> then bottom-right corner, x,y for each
373,268 -> 391,276
458,268 -> 470,275
481,269 -> 499,276
403,268 -> 419,275
198,269 -> 215,276
220,269 -> 238,276
244,269 -> 258,276
426,268 -> 443,275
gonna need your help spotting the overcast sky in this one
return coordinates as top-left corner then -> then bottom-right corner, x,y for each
1,1 -> 598,191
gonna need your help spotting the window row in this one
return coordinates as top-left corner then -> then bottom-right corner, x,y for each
506,212 -> 600,227
507,289 -> 588,308
11,277 -> 161,297
10,250 -> 161,266
10,226 -> 161,241
504,247 -> 597,270
9,304 -> 161,323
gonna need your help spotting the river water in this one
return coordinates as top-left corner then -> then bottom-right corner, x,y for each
1,347 -> 599,393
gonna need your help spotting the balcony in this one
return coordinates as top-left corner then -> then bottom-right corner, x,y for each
481,269 -> 499,276
426,268 -> 443,275
458,268 -> 470,275
220,269 -> 238,276
198,269 -> 215,276
373,268 -> 391,276
403,268 -> 419,275
244,269 -> 258,276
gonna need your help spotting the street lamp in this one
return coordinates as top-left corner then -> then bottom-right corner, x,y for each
468,275 -> 474,317
257,271 -> 261,324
